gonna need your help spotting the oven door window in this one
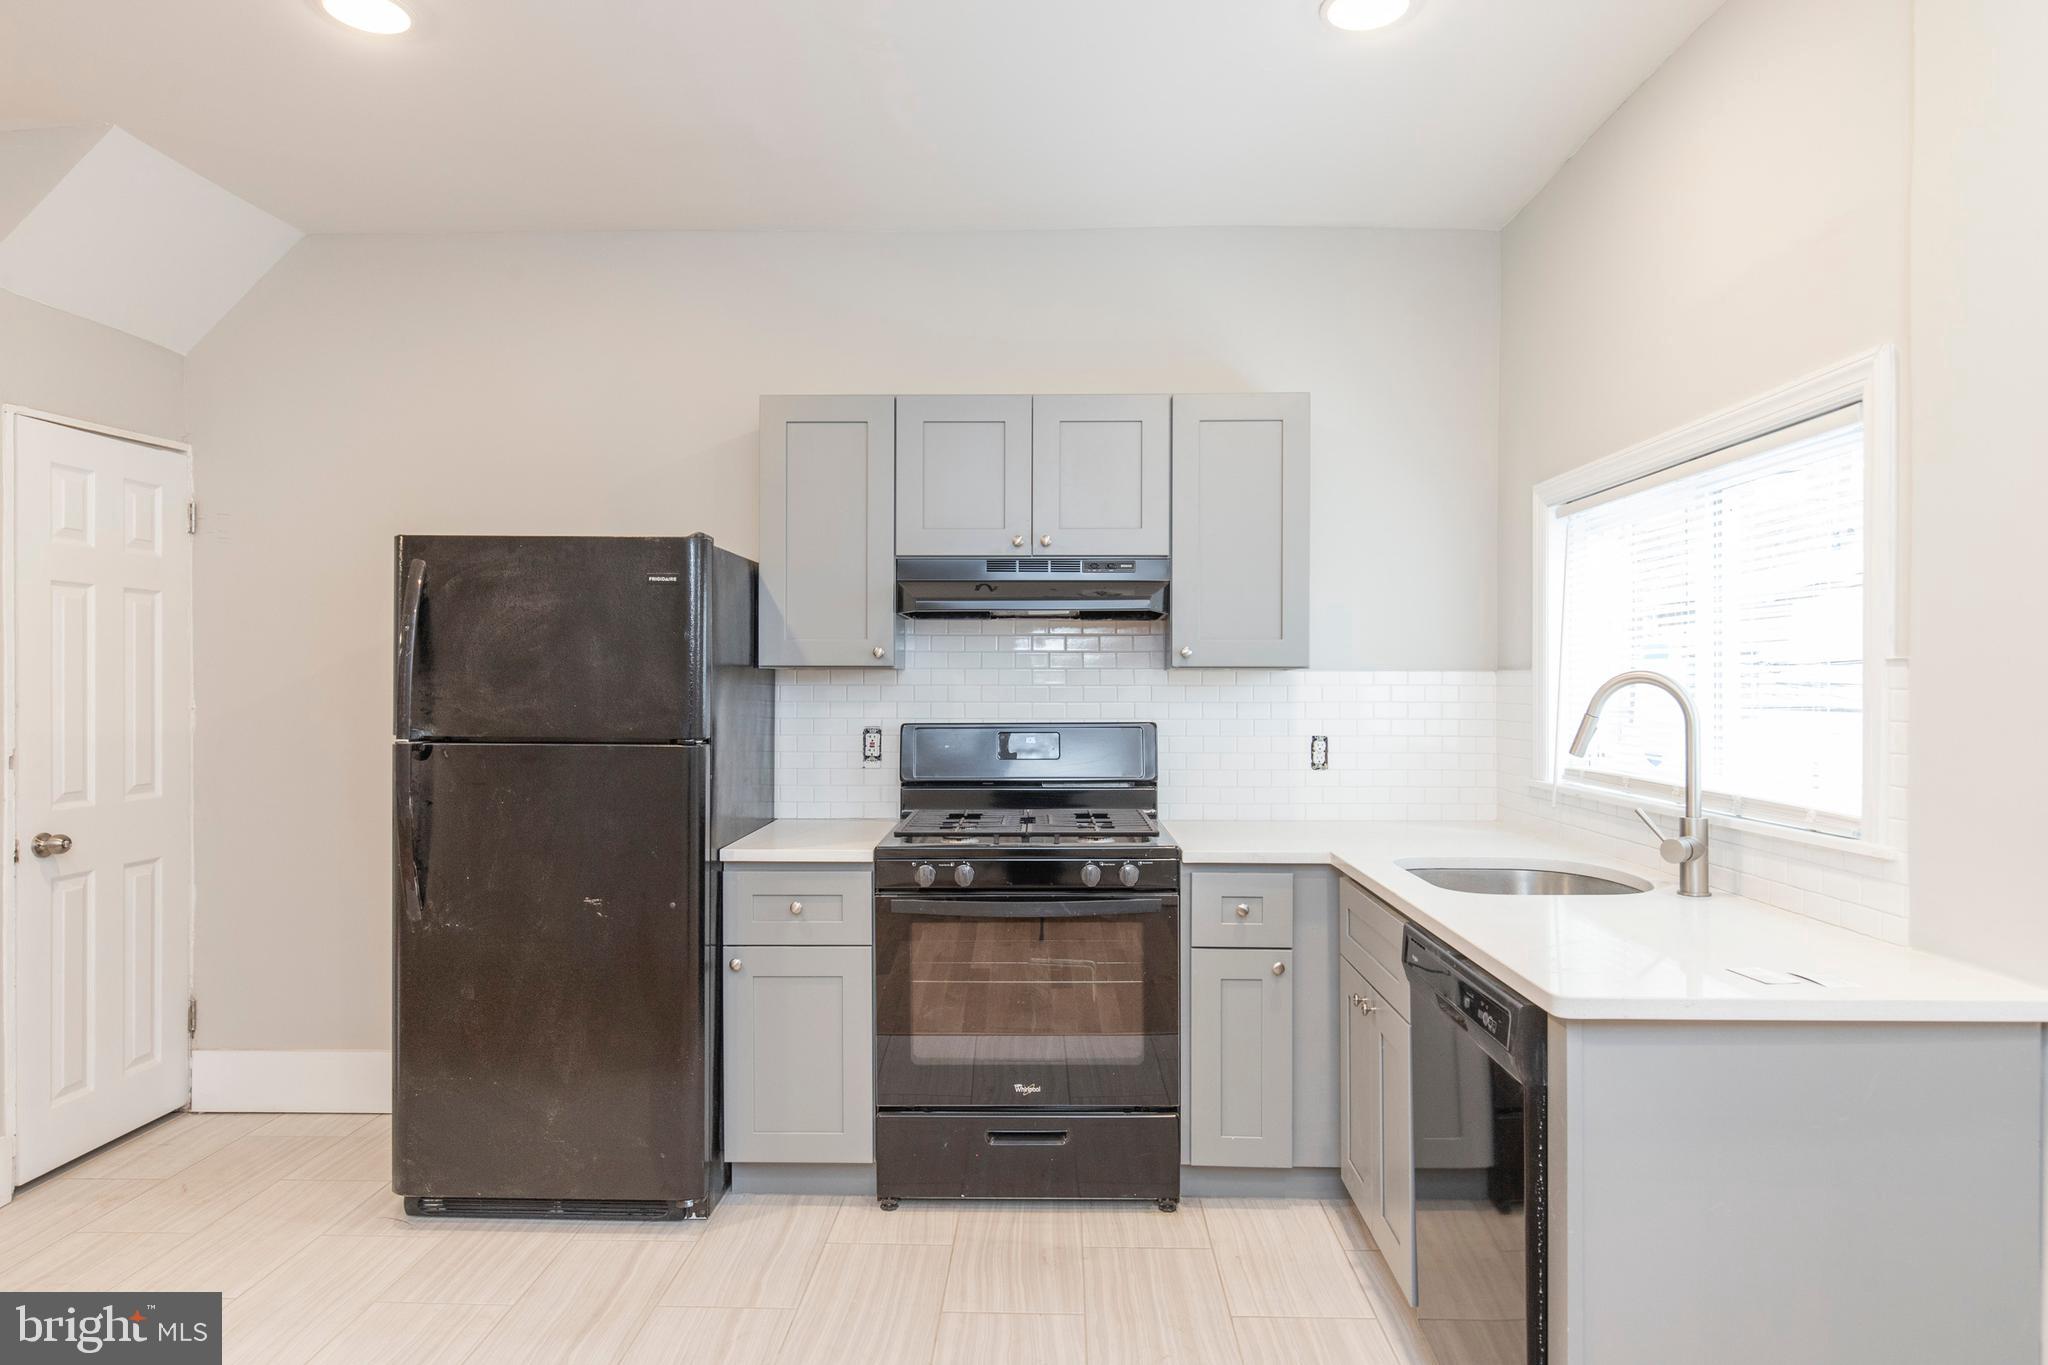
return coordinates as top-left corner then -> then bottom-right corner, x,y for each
875,900 -> 1177,1110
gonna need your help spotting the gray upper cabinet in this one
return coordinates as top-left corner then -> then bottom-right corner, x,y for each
1031,395 -> 1170,556
1169,393 -> 1310,668
758,396 -> 896,667
1189,946 -> 1295,1169
896,396 -> 1032,556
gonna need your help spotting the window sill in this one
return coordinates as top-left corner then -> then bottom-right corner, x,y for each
1522,779 -> 1905,864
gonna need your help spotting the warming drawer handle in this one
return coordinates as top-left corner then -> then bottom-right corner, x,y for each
986,1130 -> 1070,1148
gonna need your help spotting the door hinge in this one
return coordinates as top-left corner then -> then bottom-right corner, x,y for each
186,997 -> 198,1037
186,501 -> 198,535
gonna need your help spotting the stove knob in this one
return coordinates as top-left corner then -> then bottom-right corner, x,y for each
1081,862 -> 1103,888
1119,861 -> 1141,888
953,863 -> 976,888
914,863 -> 937,889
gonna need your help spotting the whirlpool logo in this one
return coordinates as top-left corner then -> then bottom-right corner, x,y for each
6,1293 -> 220,1361
1012,1081 -> 1042,1096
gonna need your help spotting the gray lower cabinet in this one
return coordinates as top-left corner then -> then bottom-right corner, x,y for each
1189,947 -> 1294,1168
896,395 -> 1032,556
1342,966 -> 1414,1301
1169,393 -> 1310,668
1031,395 -> 1170,556
758,396 -> 896,667
722,943 -> 874,1164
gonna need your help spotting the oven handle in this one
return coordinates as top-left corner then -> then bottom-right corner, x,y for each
884,897 -> 1167,920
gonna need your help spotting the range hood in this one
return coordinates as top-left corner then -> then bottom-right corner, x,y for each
896,556 -> 1169,618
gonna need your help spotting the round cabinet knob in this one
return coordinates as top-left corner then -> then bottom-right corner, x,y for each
953,863 -> 976,888
1081,862 -> 1103,888
914,863 -> 937,888
1118,862 -> 1141,888
1040,535 -> 1053,547
1178,646 -> 1193,659
729,957 -> 743,972
1012,535 -> 1025,547
1271,961 -> 1287,977
872,645 -> 886,659
1234,902 -> 1251,918
789,900 -> 804,916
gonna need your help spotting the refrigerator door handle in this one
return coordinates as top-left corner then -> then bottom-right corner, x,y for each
399,751 -> 432,923
398,557 -> 427,739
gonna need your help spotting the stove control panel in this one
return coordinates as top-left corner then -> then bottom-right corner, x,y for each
876,854 -> 1180,894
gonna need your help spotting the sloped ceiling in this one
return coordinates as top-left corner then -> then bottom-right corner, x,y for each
0,126 -> 301,354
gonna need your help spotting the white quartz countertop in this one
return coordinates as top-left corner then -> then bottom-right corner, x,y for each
721,819 -> 894,863
1170,820 -> 2048,1023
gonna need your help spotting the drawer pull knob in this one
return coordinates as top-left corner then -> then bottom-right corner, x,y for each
1234,902 -> 1251,918
789,900 -> 804,915
1271,961 -> 1287,977
729,957 -> 743,972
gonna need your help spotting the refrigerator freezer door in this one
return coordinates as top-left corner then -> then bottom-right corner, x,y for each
394,535 -> 710,742
394,740 -> 715,1205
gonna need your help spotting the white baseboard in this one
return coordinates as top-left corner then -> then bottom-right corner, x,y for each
191,1049 -> 391,1113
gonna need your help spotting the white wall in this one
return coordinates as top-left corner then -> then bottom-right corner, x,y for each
180,227 -> 1501,1052
1497,0 -> 1912,666
1906,0 -> 2048,981
0,288 -> 183,437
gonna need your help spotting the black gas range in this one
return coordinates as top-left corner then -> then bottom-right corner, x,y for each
872,723 -> 1181,1211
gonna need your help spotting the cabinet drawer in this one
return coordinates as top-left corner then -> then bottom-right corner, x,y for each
724,867 -> 873,946
1339,878 -> 1409,1019
1188,871 -> 1295,948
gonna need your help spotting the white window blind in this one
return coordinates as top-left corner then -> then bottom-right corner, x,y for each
1553,404 -> 1866,836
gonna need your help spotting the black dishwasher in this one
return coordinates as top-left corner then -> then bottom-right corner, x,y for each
1404,924 -> 1549,1365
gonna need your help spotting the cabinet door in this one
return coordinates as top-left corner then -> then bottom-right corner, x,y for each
758,396 -> 896,667
1031,395 -> 1170,556
1169,394 -> 1310,668
1340,959 -> 1382,1224
1377,979 -> 1417,1305
1189,947 -> 1294,1169
723,945 -> 874,1163
896,396 -> 1031,556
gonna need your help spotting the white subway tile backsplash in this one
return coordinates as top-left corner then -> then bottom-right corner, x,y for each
773,619 -> 1499,825
769,623 -> 1910,944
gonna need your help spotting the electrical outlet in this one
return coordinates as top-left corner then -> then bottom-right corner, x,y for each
1310,735 -> 1330,770
863,726 -> 883,764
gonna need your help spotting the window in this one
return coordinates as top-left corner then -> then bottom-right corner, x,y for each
1549,404 -> 1870,837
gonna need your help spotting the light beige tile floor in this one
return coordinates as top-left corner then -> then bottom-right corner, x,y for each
0,1112 -> 1451,1364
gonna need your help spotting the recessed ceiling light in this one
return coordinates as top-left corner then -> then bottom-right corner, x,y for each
1321,0 -> 1414,32
322,0 -> 413,35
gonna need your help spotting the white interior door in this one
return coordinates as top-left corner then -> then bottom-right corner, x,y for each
11,413 -> 193,1183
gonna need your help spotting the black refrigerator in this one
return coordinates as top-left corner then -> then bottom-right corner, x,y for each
391,534 -> 772,1219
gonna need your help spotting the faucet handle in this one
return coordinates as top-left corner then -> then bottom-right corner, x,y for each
1634,807 -> 1702,866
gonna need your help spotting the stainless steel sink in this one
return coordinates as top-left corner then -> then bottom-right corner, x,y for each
1402,863 -> 1650,896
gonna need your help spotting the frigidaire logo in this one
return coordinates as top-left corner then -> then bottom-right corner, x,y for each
646,574 -> 678,583
1013,1081 -> 1042,1095
6,1292 -> 220,1361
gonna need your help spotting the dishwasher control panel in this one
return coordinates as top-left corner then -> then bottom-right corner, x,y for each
1457,980 -> 1513,1048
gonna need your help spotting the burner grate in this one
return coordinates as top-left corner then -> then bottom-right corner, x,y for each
894,809 -> 1024,837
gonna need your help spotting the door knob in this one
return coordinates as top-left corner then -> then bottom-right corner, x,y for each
1271,962 -> 1287,977
1040,535 -> 1053,547
1012,535 -> 1025,547
728,957 -> 743,972
31,832 -> 72,858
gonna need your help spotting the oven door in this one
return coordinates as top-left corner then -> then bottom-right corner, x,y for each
875,893 -> 1179,1112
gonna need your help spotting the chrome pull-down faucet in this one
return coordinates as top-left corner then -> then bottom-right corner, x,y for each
1568,670 -> 1711,897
